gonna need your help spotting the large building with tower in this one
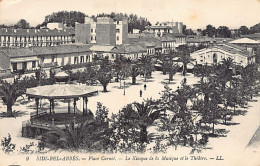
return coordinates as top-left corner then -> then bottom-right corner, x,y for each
75,17 -> 128,45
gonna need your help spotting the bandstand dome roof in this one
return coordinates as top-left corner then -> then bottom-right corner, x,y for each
26,84 -> 98,99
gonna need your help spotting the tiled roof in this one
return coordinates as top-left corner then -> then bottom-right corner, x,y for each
0,51 -> 10,70
187,37 -> 213,43
156,36 -> 175,42
111,44 -> 146,54
0,44 -> 91,58
0,28 -> 75,37
89,45 -> 116,52
229,38 -> 260,44
149,26 -> 171,29
127,37 -> 162,48
163,33 -> 186,38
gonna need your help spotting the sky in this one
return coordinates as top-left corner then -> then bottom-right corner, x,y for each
0,0 -> 260,29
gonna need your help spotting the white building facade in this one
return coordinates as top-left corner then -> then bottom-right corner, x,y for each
191,43 -> 255,66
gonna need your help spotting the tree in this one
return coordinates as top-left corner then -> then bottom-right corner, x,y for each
167,50 -> 179,82
96,58 -> 113,92
129,61 -> 141,85
183,25 -> 195,35
239,26 -> 249,35
133,100 -> 161,144
43,103 -> 114,152
216,26 -> 231,38
138,55 -> 154,81
92,12 -> 151,33
110,104 -> 143,153
177,45 -> 194,76
15,19 -> 30,29
0,79 -> 25,117
193,64 -> 212,82
249,23 -> 260,34
202,25 -> 216,37
44,11 -> 86,27
113,56 -> 131,87
193,78 -> 221,133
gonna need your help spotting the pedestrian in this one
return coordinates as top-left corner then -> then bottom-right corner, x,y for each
140,89 -> 142,97
183,136 -> 187,146
189,135 -> 194,146
144,84 -> 147,90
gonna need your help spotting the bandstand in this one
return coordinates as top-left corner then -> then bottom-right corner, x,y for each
22,84 -> 98,138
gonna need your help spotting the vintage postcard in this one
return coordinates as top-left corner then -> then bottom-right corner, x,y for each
0,0 -> 260,166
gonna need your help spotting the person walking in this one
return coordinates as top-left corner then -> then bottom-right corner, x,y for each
140,89 -> 143,97
144,84 -> 147,90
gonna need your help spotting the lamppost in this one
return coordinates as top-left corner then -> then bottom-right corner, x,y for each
123,81 -> 126,95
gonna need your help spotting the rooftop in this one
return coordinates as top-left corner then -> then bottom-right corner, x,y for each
0,44 -> 91,58
229,38 -> 260,44
0,51 -> 10,70
89,45 -> 117,52
192,43 -> 254,58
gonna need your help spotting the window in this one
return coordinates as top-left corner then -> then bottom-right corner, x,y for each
117,36 -> 119,41
51,56 -> 55,62
32,61 -> 36,68
116,29 -> 120,33
74,57 -> 78,64
12,63 -> 17,71
91,36 -> 93,40
22,62 -> 27,70
80,56 -> 84,63
91,29 -> 93,33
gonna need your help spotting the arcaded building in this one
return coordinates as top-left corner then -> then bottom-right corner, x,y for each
0,28 -> 75,48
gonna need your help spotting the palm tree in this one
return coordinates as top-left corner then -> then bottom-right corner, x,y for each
0,79 -> 25,117
133,100 -> 161,144
193,63 -> 212,82
211,58 -> 234,91
138,55 -> 154,82
130,62 -> 141,85
42,119 -> 95,151
178,45 -> 194,76
96,58 -> 113,92
194,79 -> 221,133
167,50 -> 179,82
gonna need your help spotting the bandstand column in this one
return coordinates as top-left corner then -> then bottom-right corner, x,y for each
49,99 -> 52,114
85,96 -> 88,114
82,97 -> 85,115
73,98 -> 77,115
68,99 -> 71,114
35,98 -> 39,117
51,99 -> 55,114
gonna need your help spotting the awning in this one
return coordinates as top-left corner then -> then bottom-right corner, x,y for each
11,57 -> 39,63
